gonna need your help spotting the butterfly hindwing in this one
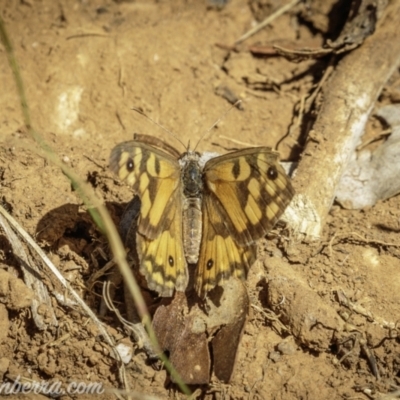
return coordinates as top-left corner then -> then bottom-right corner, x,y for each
137,194 -> 188,296
196,193 -> 257,297
110,140 -> 188,296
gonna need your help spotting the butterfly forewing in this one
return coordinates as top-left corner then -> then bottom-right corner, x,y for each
203,147 -> 294,246
110,141 -> 181,238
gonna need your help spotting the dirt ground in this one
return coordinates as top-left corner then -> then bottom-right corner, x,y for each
1,0 -> 400,399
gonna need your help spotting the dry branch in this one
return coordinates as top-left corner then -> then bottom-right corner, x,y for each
0,211 -> 57,329
287,0 -> 400,240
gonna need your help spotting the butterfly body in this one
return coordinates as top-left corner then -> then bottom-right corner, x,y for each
180,152 -> 204,264
182,196 -> 202,264
110,134 -> 294,298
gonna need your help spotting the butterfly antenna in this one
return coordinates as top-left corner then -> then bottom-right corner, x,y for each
193,100 -> 242,152
131,107 -> 186,149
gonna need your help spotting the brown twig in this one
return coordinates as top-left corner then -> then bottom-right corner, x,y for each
235,0 -> 301,45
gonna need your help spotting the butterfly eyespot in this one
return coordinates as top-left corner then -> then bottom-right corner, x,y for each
206,259 -> 214,270
168,256 -> 174,267
126,158 -> 134,172
267,166 -> 278,180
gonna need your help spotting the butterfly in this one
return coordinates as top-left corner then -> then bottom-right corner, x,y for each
110,133 -> 294,298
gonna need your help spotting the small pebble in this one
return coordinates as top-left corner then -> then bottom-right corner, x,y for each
269,351 -> 281,362
277,338 -> 297,355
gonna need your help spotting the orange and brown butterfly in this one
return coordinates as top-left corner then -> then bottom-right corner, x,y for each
110,133 -> 294,298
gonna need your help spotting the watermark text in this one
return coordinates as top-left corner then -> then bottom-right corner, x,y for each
0,376 -> 105,395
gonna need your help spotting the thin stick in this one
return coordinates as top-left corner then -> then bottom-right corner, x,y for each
218,134 -> 255,148
356,128 -> 392,151
66,32 -> 108,40
328,231 -> 400,257
235,0 -> 300,44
